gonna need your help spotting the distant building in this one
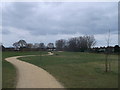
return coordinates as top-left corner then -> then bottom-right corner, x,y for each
92,46 -> 117,53
99,47 -> 106,52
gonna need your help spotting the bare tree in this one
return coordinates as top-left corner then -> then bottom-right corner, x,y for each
77,36 -> 88,52
47,43 -> 54,51
18,40 -> 27,48
56,35 -> 96,52
86,35 -> 96,48
77,35 -> 96,52
55,39 -> 67,51
13,40 -> 27,51
47,43 -> 54,48
34,43 -> 40,48
105,29 -> 111,72
27,43 -> 33,48
39,43 -> 45,49
13,42 -> 20,50
67,37 -> 78,51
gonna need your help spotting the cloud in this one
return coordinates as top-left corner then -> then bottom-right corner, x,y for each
2,2 -> 118,46
2,27 -> 84,47
95,33 -> 118,46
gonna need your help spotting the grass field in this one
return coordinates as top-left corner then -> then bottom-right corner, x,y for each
2,51 -> 46,88
19,51 -> 118,88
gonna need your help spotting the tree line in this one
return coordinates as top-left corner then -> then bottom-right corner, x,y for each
0,35 -> 96,52
55,35 -> 96,52
1,35 -> 119,53
11,35 -> 96,52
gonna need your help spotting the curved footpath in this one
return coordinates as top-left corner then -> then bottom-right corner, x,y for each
5,52 -> 64,88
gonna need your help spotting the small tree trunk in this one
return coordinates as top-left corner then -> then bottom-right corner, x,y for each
109,61 -> 111,72
105,29 -> 111,72
105,53 -> 108,72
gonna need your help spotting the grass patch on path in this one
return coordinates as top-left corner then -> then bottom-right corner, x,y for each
19,52 -> 118,88
2,51 -> 46,88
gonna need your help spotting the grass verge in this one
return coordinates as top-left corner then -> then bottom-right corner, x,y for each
19,51 -> 118,88
2,51 -> 46,88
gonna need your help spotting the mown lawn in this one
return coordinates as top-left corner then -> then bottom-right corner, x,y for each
19,52 -> 118,88
2,51 -> 46,88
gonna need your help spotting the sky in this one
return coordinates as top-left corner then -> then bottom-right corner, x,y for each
1,2 -> 118,47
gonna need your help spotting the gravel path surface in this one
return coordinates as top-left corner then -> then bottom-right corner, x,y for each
5,53 -> 64,88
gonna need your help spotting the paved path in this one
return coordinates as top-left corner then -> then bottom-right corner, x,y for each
5,52 -> 64,88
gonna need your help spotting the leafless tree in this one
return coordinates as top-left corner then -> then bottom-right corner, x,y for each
47,43 -> 54,51
34,43 -> 40,48
13,42 -> 20,50
56,35 -> 96,52
77,35 -> 96,52
105,29 -> 111,72
67,37 -> 78,51
55,39 -> 66,51
27,43 -> 33,48
18,40 -> 27,48
13,40 -> 27,51
86,35 -> 96,48
39,43 -> 45,49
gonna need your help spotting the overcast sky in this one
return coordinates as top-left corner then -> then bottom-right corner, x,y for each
1,2 -> 118,47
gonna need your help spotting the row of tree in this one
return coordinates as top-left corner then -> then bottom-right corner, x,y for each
13,40 -> 55,50
12,35 -> 96,52
13,40 -> 27,50
55,35 -> 96,52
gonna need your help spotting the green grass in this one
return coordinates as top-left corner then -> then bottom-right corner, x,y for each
2,51 -> 47,88
19,51 -> 118,88
2,60 -> 16,88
